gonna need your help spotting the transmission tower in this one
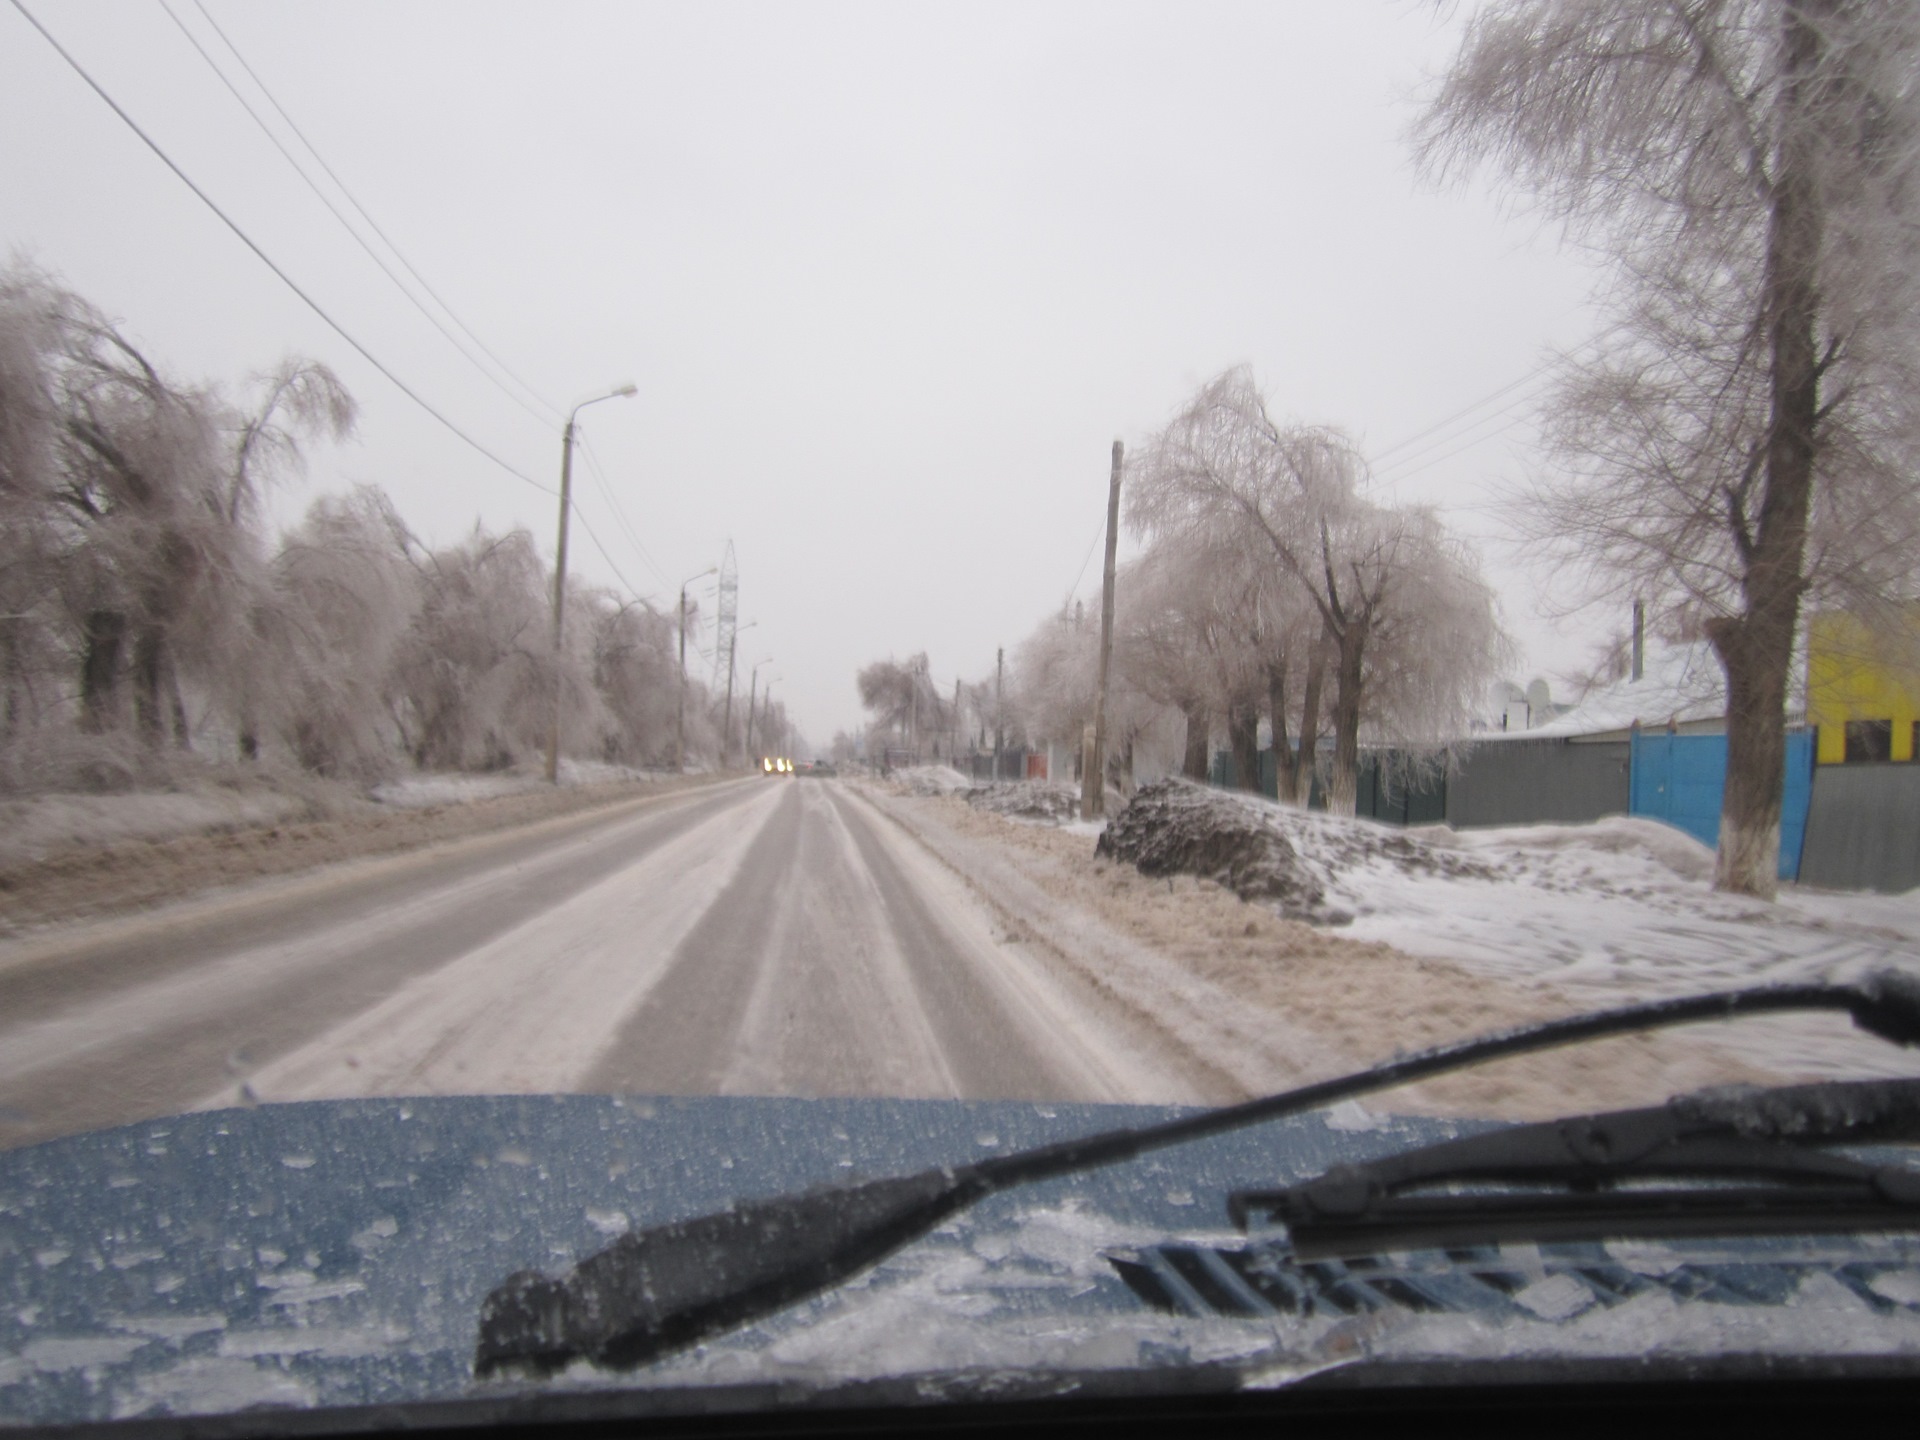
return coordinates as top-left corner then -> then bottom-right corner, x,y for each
711,539 -> 738,693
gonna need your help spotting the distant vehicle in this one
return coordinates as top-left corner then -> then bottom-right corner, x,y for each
802,761 -> 836,778
760,756 -> 794,776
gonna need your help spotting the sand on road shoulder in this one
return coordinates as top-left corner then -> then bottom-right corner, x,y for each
865,787 -> 1783,1122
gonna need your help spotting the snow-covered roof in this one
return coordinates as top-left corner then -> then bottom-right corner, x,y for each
1515,643 -> 1730,739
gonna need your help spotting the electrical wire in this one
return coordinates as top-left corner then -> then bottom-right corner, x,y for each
1367,338 -> 1602,483
566,496 -> 647,604
1065,518 -> 1104,603
575,434 -> 675,594
155,0 -> 557,432
10,0 -> 555,496
1371,384 -> 1549,485
186,0 -> 564,426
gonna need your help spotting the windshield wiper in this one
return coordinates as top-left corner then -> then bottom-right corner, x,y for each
474,971 -> 1920,1377
1230,1075 -> 1920,1258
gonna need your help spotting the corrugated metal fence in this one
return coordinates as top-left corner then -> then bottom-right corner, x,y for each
1799,763 -> 1920,893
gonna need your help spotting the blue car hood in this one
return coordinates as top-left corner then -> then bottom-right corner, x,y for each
5,1094 -> 1920,1429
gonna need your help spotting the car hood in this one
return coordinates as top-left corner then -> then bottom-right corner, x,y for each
5,1094 -> 1920,1430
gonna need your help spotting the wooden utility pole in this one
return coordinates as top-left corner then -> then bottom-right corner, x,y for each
1083,440 -> 1123,820
994,646 -> 1004,779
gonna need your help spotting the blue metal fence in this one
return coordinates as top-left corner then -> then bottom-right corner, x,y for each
1628,729 -> 1815,880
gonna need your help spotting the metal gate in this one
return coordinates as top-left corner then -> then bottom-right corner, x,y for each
1629,729 -> 1815,880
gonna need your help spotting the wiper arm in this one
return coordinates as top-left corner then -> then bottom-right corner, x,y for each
1230,1076 -> 1920,1259
475,971 -> 1920,1377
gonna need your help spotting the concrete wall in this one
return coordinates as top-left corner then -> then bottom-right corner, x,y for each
1799,763 -> 1920,893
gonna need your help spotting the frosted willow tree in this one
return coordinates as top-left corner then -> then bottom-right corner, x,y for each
1422,0 -> 1920,896
1131,369 -> 1503,813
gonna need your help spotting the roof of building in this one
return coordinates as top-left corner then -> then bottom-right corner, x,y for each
1510,643 -> 1733,740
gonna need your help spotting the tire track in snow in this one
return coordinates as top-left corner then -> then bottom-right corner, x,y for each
206,782 -> 791,1104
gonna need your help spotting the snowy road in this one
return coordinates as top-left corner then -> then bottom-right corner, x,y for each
0,779 -> 1176,1149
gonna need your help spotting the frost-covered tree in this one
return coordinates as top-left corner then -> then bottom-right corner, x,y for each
264,487 -> 416,778
391,525 -> 564,771
1422,0 -> 1920,896
1130,369 -> 1504,812
856,653 -> 949,759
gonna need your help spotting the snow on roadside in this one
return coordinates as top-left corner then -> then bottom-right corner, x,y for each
1098,780 -> 1920,1085
889,765 -> 975,797
368,760 -> 660,809
0,789 -> 310,867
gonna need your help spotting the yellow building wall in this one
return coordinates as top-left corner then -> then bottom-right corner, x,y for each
1806,609 -> 1920,763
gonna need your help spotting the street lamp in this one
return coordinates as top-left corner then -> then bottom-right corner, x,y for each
759,676 -> 783,760
722,620 -> 757,766
676,565 -> 717,773
746,657 -> 774,757
546,382 -> 637,785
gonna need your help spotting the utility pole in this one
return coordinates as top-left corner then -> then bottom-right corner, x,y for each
722,632 -> 737,765
1083,439 -> 1123,820
546,383 -> 636,784
721,620 -> 757,767
675,566 -> 715,773
747,657 -> 772,757
995,646 -> 1004,780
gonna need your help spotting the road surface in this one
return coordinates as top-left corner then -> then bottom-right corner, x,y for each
0,778 -> 1171,1149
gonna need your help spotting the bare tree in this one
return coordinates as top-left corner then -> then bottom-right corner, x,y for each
1421,0 -> 1920,896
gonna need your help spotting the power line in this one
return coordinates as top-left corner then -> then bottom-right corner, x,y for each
574,434 -> 675,593
1065,517 -> 1104,602
1369,338 -> 1599,469
11,0 -> 554,496
1372,385 -> 1548,485
186,0 -> 564,426
156,0 -> 557,432
566,495 -> 647,603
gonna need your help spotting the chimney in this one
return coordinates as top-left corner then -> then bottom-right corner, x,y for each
1631,600 -> 1645,682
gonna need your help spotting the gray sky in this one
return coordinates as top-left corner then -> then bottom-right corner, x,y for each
3,1 -> 1608,744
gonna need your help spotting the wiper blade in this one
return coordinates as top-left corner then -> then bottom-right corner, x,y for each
1230,1077 -> 1920,1258
475,970 -> 1920,1377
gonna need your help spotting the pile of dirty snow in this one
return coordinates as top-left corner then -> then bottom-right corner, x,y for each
1095,778 -> 1920,1084
1097,779 -> 1494,925
965,780 -> 1081,824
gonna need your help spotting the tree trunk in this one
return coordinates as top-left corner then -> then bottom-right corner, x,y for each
1712,1 -> 1827,900
1292,630 -> 1329,806
1226,696 -> 1261,794
1267,662 -> 1295,804
132,628 -> 166,744
167,659 -> 191,750
1180,701 -> 1211,780
1326,622 -> 1368,817
80,610 -> 126,733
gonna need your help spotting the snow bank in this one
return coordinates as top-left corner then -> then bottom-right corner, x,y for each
890,766 -> 975,797
1093,779 -> 1920,1084
0,788 -> 312,867
966,780 -> 1081,824
369,760 -> 659,810
1096,780 -> 1494,925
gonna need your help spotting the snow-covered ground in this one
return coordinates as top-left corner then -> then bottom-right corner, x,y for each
368,759 -> 664,809
0,788 -> 311,867
1105,783 -> 1920,1086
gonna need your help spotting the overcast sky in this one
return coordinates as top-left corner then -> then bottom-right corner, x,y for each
3,1 -> 1610,745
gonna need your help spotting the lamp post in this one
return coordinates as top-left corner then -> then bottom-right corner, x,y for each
760,677 -> 781,760
722,619 -> 757,767
546,382 -> 637,785
745,657 -> 773,758
676,565 -> 717,773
